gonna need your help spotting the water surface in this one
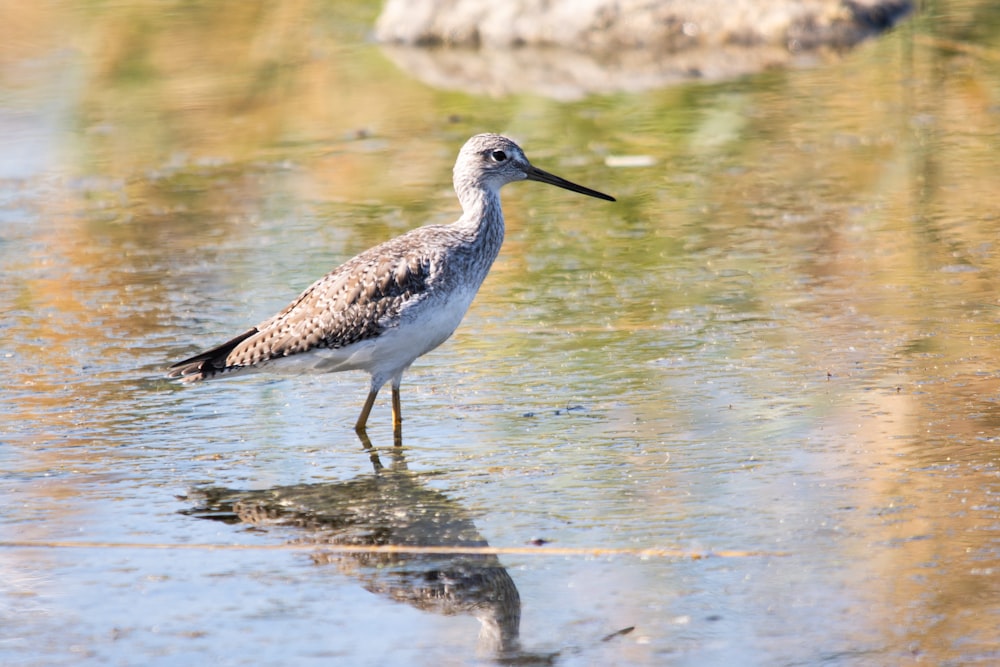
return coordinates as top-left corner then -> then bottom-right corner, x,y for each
2,1 -> 999,665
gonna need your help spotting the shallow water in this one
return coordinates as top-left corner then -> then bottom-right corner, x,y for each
2,1 -> 1000,665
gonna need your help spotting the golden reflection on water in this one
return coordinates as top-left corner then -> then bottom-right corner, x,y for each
2,0 -> 999,664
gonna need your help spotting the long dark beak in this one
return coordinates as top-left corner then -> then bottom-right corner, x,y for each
525,165 -> 616,202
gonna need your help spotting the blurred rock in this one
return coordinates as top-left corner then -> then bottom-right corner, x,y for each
375,0 -> 912,98
375,0 -> 913,51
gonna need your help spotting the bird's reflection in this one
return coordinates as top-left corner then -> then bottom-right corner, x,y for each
184,447 -> 551,663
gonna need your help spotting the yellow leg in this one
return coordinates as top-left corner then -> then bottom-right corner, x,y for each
391,385 -> 402,428
391,384 -> 403,446
355,388 -> 379,436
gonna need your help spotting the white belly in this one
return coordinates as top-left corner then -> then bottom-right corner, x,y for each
264,283 -> 479,382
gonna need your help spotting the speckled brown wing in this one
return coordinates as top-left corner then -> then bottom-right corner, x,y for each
168,234 -> 434,381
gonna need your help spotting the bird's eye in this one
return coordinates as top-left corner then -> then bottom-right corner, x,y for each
490,150 -> 507,162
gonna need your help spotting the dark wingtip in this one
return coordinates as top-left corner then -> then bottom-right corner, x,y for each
167,327 -> 259,382
165,360 -> 207,382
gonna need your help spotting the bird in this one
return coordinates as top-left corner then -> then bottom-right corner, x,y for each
167,133 -> 615,442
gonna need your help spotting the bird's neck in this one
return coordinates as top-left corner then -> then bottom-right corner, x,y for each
454,186 -> 505,259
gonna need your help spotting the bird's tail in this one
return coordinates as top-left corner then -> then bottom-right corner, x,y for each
167,327 -> 258,382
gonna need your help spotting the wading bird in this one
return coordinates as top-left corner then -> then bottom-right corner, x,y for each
168,133 -> 615,442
